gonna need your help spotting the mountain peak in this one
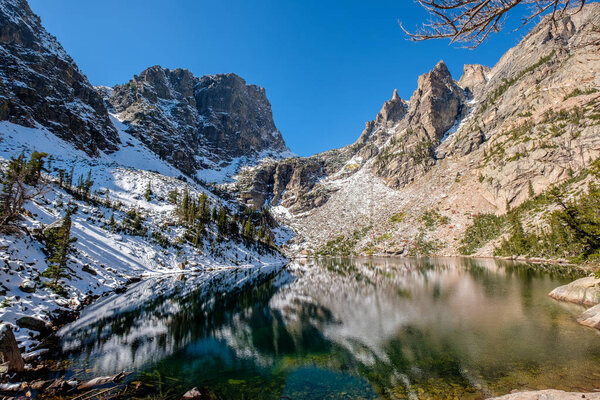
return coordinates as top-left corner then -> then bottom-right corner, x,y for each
0,0 -> 120,155
106,67 -> 289,180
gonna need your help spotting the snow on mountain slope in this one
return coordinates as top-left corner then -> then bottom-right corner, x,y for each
0,120 -> 288,352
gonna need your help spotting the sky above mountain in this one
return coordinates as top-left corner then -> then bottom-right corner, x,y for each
28,0 -> 534,156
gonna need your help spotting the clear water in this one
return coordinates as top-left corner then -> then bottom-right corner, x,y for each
57,257 -> 600,399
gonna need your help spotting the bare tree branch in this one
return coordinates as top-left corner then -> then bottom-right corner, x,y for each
400,0 -> 586,48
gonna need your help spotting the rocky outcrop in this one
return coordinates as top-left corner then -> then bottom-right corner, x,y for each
458,64 -> 490,99
104,66 -> 290,179
375,89 -> 408,127
374,60 -> 467,187
0,324 -> 24,371
549,276 -> 600,306
0,0 -> 120,155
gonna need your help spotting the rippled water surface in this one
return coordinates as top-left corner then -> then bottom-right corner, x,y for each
57,258 -> 600,399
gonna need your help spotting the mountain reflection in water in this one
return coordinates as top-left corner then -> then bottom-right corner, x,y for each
58,257 -> 600,399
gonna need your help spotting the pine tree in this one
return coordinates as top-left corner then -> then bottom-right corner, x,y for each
243,219 -> 254,241
528,181 -> 535,198
25,151 -> 48,185
109,213 -> 116,232
0,152 -> 47,232
42,209 -> 76,296
66,166 -> 74,188
104,189 -> 111,208
144,182 -> 153,201
217,206 -> 229,236
168,189 -> 178,204
84,170 -> 93,196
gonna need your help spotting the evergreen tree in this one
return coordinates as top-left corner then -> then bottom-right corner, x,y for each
84,169 -> 93,196
109,213 -> 116,232
25,151 -> 48,185
145,182 -> 153,201
528,181 -> 535,198
168,189 -> 178,204
217,206 -> 229,236
0,152 -> 47,232
42,208 -> 76,296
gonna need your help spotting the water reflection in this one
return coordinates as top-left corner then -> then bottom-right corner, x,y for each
59,258 -> 600,399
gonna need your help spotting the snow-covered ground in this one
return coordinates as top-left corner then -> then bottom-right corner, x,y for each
0,120 -> 288,353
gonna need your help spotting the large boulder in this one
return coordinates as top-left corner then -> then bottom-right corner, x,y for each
548,276 -> 600,306
16,316 -> 51,335
577,303 -> 600,329
0,323 -> 24,371
489,389 -> 600,399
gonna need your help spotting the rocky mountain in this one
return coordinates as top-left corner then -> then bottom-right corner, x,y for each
0,0 -> 120,156
0,0 -> 290,357
235,3 -> 600,256
101,66 -> 291,182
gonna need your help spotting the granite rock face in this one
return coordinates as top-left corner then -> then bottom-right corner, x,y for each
104,66 -> 290,179
458,64 -> 490,99
0,0 -> 120,155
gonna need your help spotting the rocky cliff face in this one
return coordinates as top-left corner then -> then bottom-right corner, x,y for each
236,3 -> 600,256
103,66 -> 290,181
0,0 -> 120,156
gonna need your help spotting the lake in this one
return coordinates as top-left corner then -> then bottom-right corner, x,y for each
56,257 -> 600,399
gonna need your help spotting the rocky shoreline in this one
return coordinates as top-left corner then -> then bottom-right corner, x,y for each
490,273 -> 600,399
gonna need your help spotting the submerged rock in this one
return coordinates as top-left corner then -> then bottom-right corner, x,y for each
0,323 -> 24,372
549,276 -> 600,306
181,387 -> 217,400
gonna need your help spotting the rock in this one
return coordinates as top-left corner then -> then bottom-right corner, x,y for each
577,303 -> 600,329
0,323 -> 25,372
549,276 -> 600,306
488,389 -> 600,399
181,387 -> 217,400
458,64 -> 491,99
49,308 -> 78,327
16,316 -> 51,335
19,279 -> 36,293
375,89 -> 408,126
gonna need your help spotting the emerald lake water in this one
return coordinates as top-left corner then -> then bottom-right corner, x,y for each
56,257 -> 600,399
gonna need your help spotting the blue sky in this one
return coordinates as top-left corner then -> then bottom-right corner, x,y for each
29,0 -> 534,156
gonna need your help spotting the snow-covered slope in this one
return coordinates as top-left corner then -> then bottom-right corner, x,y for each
0,119 -> 288,352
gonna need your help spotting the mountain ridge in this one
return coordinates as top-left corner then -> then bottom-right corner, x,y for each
235,2 -> 600,256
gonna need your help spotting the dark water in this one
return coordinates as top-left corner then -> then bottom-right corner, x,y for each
57,258 -> 600,399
